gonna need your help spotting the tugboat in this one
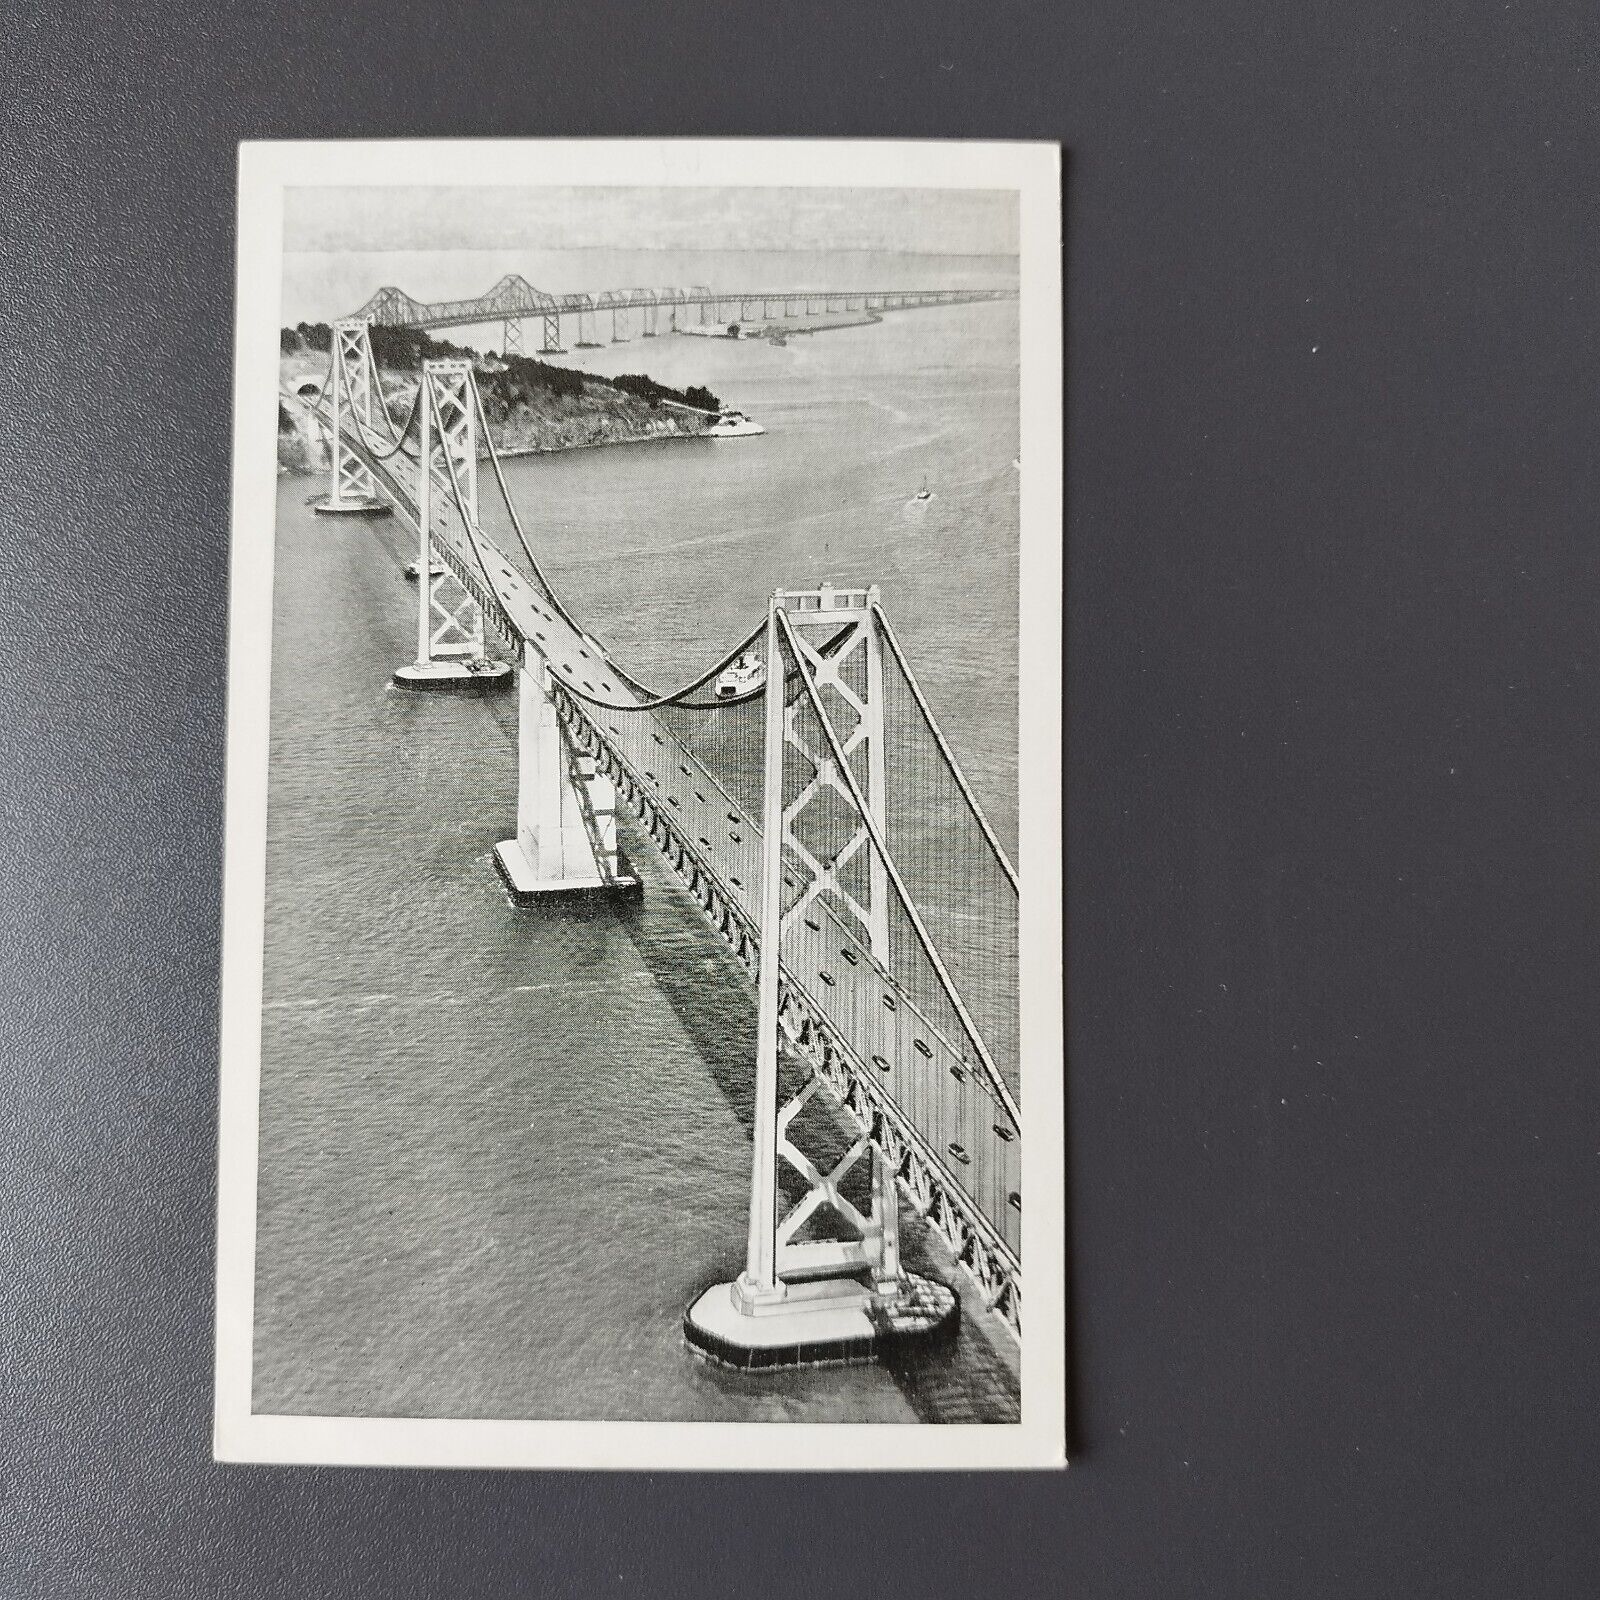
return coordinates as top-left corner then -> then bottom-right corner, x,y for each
714,650 -> 765,699
705,408 -> 766,438
405,559 -> 446,581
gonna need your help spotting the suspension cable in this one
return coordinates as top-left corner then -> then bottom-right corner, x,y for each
362,383 -> 423,460
470,376 -> 587,635
467,373 -> 781,709
871,602 -> 1019,893
329,345 -> 782,713
775,606 -> 1020,1122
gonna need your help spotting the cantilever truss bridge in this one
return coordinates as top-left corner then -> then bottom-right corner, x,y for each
348,274 -> 1016,353
300,319 -> 1022,1359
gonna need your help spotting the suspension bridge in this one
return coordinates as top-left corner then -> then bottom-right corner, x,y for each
301,318 -> 1022,1370
349,275 -> 1016,354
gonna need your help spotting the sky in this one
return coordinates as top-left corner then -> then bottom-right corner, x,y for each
283,185 -> 1019,259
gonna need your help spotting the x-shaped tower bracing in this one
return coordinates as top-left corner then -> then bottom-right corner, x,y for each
388,358 -> 506,689
312,320 -> 390,517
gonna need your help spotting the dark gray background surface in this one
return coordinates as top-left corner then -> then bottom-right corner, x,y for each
2,3 -> 1597,1596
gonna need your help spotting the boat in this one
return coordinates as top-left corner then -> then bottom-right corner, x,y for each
714,651 -> 765,699
706,409 -> 766,438
405,559 -> 446,581
914,479 -> 933,502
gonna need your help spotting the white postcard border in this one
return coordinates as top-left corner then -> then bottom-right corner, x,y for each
215,137 -> 1063,1471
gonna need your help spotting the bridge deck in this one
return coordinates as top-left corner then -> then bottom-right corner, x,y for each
344,420 -> 1021,1321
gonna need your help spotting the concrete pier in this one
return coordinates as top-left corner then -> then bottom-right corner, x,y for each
392,657 -> 512,694
684,1272 -> 958,1370
493,646 -> 640,898
314,493 -> 391,517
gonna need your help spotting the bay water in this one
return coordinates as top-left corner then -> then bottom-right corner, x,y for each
253,298 -> 1022,1424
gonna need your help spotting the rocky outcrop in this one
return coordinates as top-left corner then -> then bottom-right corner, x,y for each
277,350 -> 707,473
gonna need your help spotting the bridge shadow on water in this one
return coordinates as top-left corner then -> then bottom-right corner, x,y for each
604,809 -> 1022,1426
426,526 -> 1019,1425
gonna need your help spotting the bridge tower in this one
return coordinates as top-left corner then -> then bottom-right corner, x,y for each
502,318 -> 525,359
393,359 -> 510,694
314,319 -> 392,517
684,584 -> 957,1369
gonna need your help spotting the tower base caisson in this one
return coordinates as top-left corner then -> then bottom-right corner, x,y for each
683,1272 -> 958,1371
392,659 -> 513,694
313,494 -> 392,517
492,840 -> 641,902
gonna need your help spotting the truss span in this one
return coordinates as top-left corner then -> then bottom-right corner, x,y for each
347,281 -> 1016,333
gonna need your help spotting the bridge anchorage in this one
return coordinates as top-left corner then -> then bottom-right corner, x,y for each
494,641 -> 640,902
309,323 -> 1021,1368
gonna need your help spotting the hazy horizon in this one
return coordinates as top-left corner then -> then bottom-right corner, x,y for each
279,183 -> 1019,323
280,244 -> 1019,327
285,184 -> 1019,256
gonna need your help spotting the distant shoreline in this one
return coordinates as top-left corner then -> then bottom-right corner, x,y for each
684,310 -> 885,341
492,427 -> 709,461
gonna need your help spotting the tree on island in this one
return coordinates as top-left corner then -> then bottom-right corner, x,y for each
612,374 -> 722,413
280,323 -> 719,413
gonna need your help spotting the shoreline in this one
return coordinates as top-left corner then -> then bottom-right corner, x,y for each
277,411 -> 710,478
492,424 -> 709,460
278,384 -> 711,475
685,310 -> 885,341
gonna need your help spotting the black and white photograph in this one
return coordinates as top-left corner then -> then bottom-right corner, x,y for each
214,139 -> 1064,1469
19,3 -> 1600,1591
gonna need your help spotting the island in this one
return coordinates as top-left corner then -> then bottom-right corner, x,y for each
278,322 -> 723,471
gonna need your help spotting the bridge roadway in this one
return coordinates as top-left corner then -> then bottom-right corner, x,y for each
346,425 -> 1022,1320
350,278 -> 1017,335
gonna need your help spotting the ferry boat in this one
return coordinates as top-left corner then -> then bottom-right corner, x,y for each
714,651 -> 765,699
706,409 -> 766,438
